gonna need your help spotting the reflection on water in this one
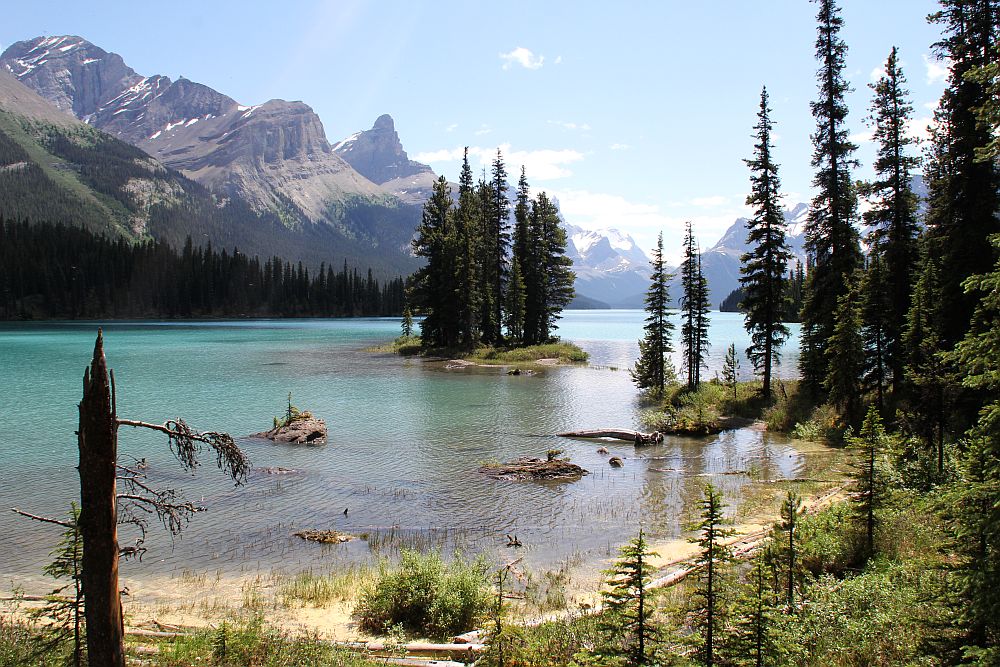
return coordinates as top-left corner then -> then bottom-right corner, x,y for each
0,311 -> 802,591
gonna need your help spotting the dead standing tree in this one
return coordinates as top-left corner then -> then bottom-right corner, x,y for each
17,330 -> 250,666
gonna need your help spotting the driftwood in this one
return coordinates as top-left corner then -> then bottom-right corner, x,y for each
479,457 -> 588,481
339,641 -> 486,656
558,429 -> 664,445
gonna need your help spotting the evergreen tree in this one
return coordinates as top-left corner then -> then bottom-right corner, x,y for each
729,556 -> 778,667
861,253 -> 892,412
504,255 -> 526,343
741,87 -> 792,400
903,246 -> 952,472
600,529 -> 660,666
33,505 -> 84,666
401,303 -> 414,338
681,222 -> 711,391
951,234 -> 1000,656
863,47 -> 921,395
534,192 -> 576,342
824,280 -> 865,424
691,484 -> 734,667
411,177 -> 457,348
849,406 -> 889,559
507,167 -> 532,345
454,148 -> 482,349
925,0 -> 1000,349
722,343 -> 739,402
800,0 -> 863,396
778,491 -> 802,609
631,233 -> 674,395
482,150 -> 511,345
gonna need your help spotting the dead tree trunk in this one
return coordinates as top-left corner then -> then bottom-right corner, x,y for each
77,331 -> 125,667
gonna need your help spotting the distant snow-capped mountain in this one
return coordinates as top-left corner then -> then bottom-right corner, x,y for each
695,203 -> 809,307
563,223 -> 654,308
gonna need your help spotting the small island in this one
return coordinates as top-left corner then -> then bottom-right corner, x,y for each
253,394 -> 327,445
479,450 -> 588,481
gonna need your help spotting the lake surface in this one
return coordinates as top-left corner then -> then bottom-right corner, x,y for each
0,310 -> 802,591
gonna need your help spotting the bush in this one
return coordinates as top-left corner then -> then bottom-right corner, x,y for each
355,550 -> 490,639
791,404 -> 845,443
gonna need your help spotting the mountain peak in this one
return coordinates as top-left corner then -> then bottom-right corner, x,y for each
373,113 -> 395,131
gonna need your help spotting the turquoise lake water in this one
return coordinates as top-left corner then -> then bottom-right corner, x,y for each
0,310 -> 802,591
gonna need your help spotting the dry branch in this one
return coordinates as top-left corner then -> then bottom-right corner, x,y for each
10,508 -> 75,529
116,418 -> 250,484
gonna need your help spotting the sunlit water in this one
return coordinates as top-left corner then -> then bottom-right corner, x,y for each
0,311 -> 802,591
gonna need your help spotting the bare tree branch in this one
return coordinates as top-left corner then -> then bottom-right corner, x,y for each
11,508 -> 75,528
116,418 -> 250,484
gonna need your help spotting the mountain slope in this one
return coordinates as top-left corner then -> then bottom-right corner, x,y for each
0,36 -> 420,274
0,70 -> 418,275
333,114 -> 438,205
563,222 -> 655,307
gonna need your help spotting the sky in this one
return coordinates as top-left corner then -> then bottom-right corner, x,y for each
1,1 -> 949,263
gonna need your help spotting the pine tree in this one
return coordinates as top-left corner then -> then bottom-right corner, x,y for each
504,255 -> 526,343
729,556 -> 778,667
722,343 -> 739,402
903,246 -> 952,472
849,406 -> 889,559
631,233 -> 674,395
925,0 -> 1000,349
951,234 -> 1000,655
681,222 -> 710,391
691,484 -> 734,667
32,505 -> 84,666
778,491 -> 802,609
824,280 -> 865,424
741,87 -> 792,400
481,150 -> 511,345
454,148 -> 482,349
600,529 -> 660,666
411,177 -> 457,348
800,0 -> 863,396
861,253 -> 891,412
534,192 -> 576,342
401,303 -> 414,338
863,47 -> 921,395
507,167 -> 531,345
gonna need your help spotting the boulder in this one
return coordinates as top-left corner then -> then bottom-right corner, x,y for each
254,417 -> 327,445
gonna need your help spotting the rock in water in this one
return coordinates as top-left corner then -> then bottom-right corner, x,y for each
479,456 -> 588,481
254,417 -> 327,445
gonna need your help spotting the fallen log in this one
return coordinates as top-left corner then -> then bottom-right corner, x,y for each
479,457 -> 588,481
558,429 -> 663,445
338,641 -> 486,656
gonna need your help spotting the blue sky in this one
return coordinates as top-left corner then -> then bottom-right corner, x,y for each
1,1 -> 947,263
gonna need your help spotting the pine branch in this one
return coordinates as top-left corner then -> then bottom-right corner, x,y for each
11,508 -> 75,529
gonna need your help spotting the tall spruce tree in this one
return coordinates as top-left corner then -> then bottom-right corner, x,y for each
508,167 -> 531,345
481,150 -> 511,345
741,87 -> 792,400
534,192 -> 576,342
691,484 -> 734,667
411,177 -> 457,348
454,148 -> 482,349
849,406 -> 889,559
861,253 -> 892,412
631,233 -> 674,395
863,47 -> 921,396
926,0 -> 1000,349
800,0 -> 862,396
681,222 -> 711,391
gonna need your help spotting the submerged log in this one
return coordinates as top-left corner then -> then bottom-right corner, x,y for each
293,529 -> 355,544
558,428 -> 664,445
479,457 -> 588,481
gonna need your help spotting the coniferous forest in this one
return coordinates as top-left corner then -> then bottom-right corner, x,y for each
0,219 -> 405,319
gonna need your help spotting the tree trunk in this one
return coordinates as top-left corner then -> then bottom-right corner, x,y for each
78,331 -> 125,667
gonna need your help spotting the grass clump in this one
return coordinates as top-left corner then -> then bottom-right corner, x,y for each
355,549 -> 490,639
464,341 -> 589,365
365,335 -> 422,356
277,563 -> 376,607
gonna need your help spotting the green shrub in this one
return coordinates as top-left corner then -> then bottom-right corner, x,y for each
355,550 -> 490,639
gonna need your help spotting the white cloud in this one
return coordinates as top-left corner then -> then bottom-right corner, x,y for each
548,120 -> 591,131
690,195 -> 728,208
870,65 -> 885,82
474,124 -> 492,136
609,143 -> 631,151
923,53 -> 950,85
445,123 -> 458,133
500,47 -> 544,70
906,116 -> 935,142
850,129 -> 875,144
413,144 -> 584,181
554,55 -> 563,65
